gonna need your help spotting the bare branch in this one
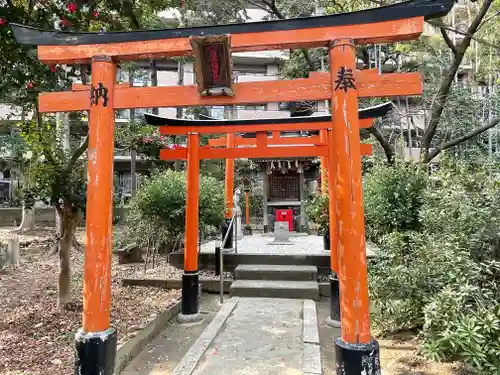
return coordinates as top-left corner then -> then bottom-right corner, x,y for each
255,0 -> 316,70
426,117 -> 500,162
366,126 -> 395,164
478,9 -> 500,31
422,0 -> 494,155
247,0 -> 269,12
65,136 -> 89,174
440,28 -> 458,55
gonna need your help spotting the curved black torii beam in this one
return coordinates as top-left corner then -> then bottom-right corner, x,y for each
143,101 -> 394,131
11,0 -> 454,46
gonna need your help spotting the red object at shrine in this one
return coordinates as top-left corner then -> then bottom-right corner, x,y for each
276,209 -> 293,232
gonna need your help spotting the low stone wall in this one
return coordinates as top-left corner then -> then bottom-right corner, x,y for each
0,207 -> 56,226
0,206 -> 130,227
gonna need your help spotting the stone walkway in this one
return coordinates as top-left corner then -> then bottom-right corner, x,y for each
173,298 -> 321,375
200,234 -> 376,257
120,295 -> 343,375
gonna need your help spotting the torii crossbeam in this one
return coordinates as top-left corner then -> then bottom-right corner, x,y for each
11,1 -> 453,374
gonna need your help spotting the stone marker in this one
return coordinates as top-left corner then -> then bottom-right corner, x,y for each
269,221 -> 293,245
1,235 -> 20,267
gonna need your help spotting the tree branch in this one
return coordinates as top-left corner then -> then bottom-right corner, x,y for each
478,10 -> 500,31
64,136 -> 89,174
366,126 -> 395,164
422,0 -> 493,157
426,117 -> 500,162
257,0 -> 316,70
440,27 -> 457,55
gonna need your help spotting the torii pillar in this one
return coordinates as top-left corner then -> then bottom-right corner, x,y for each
329,39 -> 380,374
221,133 -> 235,248
75,56 -> 117,374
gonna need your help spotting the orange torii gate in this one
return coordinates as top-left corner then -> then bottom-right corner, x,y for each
11,1 -> 453,374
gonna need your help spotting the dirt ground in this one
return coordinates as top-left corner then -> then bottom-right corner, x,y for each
0,227 -> 180,375
315,300 -> 473,375
378,335 -> 473,375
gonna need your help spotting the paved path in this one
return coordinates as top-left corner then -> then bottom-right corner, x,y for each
173,298 -> 322,375
200,234 -> 376,257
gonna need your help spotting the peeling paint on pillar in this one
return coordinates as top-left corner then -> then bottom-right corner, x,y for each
330,38 -> 371,345
83,56 -> 116,333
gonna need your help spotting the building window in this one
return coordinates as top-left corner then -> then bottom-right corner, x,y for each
235,104 -> 266,111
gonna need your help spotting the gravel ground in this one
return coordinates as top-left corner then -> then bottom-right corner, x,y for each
124,260 -> 234,281
0,227 -> 181,375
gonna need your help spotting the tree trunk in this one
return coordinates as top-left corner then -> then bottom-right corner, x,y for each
58,205 -> 77,307
129,68 -> 137,197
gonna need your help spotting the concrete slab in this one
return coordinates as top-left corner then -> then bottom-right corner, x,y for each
303,300 -> 320,344
191,298 -> 304,375
119,294 -> 223,375
230,280 -> 319,300
235,264 -> 318,281
173,298 -> 239,375
200,235 -> 377,257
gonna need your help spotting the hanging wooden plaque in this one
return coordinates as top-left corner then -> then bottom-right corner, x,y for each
190,35 -> 233,96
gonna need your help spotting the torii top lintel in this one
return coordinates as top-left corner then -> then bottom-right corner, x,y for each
11,0 -> 453,64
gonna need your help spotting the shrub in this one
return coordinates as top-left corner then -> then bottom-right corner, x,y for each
367,161 -> 500,374
125,170 -> 225,249
363,161 -> 427,243
306,193 -> 329,233
421,162 -> 500,262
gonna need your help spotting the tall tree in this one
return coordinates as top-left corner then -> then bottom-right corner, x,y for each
0,0 -> 177,308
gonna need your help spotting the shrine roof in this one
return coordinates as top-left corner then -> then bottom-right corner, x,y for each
11,0 -> 453,46
144,102 -> 393,128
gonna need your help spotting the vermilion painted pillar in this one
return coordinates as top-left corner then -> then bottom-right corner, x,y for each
325,128 -> 341,328
319,129 -> 328,193
75,56 -> 117,375
245,191 -> 250,226
178,132 -> 202,323
329,39 -> 380,374
222,133 -> 235,249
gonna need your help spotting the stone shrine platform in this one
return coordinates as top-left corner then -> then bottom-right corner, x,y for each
200,234 -> 376,257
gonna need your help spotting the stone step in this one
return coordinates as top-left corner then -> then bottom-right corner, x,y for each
235,264 -> 318,281
230,280 -> 319,300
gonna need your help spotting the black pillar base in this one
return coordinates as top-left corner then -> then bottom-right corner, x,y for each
215,246 -> 221,276
75,327 -> 117,375
181,271 -> 199,315
323,228 -> 330,250
263,224 -> 269,233
326,273 -> 341,327
335,338 -> 381,375
221,219 -> 233,249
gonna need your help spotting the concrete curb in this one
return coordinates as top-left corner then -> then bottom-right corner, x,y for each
302,300 -> 322,375
122,278 -> 233,293
114,298 -> 182,374
172,298 -> 239,375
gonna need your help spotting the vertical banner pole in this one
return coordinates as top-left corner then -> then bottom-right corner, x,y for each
329,39 -> 380,374
326,128 -> 341,328
222,133 -> 235,249
75,56 -> 117,375
179,132 -> 203,323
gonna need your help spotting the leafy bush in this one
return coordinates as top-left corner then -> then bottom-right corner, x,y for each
363,161 -> 427,243
367,161 -> 500,374
125,170 -> 224,249
422,162 -> 500,262
306,193 -> 329,233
